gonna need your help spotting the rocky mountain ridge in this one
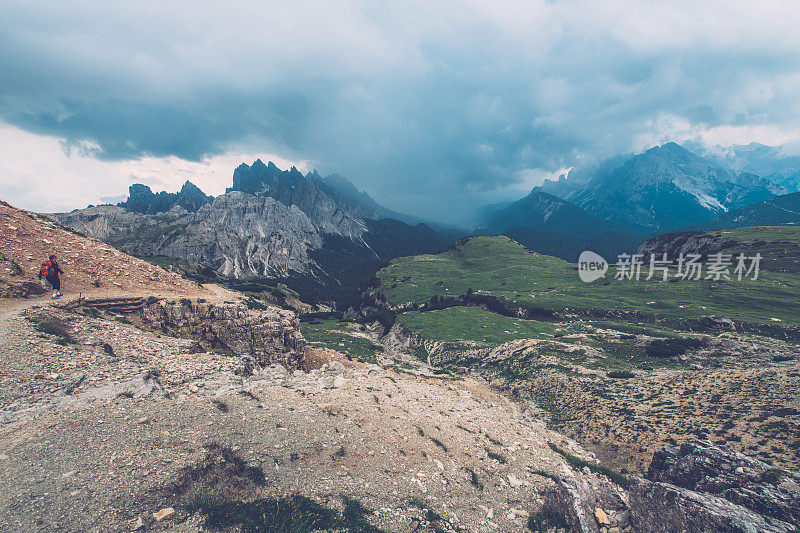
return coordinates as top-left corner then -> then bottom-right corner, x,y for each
53,162 -> 451,306
120,181 -> 213,215
474,142 -> 798,261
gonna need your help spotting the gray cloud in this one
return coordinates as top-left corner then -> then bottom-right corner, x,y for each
1,0 -> 800,223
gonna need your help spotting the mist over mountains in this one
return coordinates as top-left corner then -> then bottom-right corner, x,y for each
54,141 -> 800,304
473,141 -> 800,261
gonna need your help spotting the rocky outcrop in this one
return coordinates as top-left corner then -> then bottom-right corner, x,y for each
637,230 -> 722,261
646,441 -> 800,527
140,300 -> 305,368
543,474 -> 629,533
628,477 -> 794,533
540,442 -> 800,533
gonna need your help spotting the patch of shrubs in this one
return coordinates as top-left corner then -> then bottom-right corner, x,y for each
760,468 -> 785,486
185,493 -> 384,533
607,370 -> 635,379
645,337 -> 703,358
527,508 -> 568,531
485,447 -> 508,464
244,297 -> 268,310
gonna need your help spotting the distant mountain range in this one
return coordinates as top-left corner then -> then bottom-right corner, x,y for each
120,181 -> 214,215
54,162 -> 453,306
477,142 -> 800,261
690,192 -> 800,230
55,142 -> 800,297
537,142 -> 785,232
475,190 -> 642,261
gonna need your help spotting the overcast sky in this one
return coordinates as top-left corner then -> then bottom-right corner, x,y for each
1,0 -> 800,223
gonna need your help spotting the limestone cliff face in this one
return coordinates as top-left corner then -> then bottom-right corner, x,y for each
166,192 -> 323,278
54,193 -> 324,278
140,299 -> 305,368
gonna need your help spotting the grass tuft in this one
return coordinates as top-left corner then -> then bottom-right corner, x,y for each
607,370 -> 635,379
548,443 -> 629,488
527,508 -> 568,532
485,447 -> 507,464
29,316 -> 77,345
185,493 -> 347,532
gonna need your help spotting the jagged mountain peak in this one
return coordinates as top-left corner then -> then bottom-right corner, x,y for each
179,180 -> 204,194
228,160 -> 382,226
651,141 -> 691,155
120,180 -> 213,215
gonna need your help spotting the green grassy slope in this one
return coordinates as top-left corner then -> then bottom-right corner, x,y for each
300,318 -> 380,364
374,236 -> 800,325
705,227 -> 800,273
397,307 -> 556,346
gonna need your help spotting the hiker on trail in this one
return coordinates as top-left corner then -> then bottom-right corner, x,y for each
39,254 -> 64,299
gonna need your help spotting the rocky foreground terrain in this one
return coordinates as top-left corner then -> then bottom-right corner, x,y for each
0,298 -> 590,532
461,332 -> 800,475
3,295 -> 800,532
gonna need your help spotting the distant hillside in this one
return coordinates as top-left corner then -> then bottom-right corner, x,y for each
370,235 -> 800,324
480,190 -> 636,237
638,226 -> 800,274
501,227 -> 644,262
537,142 -> 784,232
475,190 -> 645,261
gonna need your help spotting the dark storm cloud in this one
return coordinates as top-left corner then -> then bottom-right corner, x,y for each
1,0 -> 800,221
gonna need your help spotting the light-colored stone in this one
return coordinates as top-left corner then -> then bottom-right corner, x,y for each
317,402 -> 342,415
595,507 -> 610,525
153,507 -> 174,521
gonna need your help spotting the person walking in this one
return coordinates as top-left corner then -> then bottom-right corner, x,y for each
39,254 -> 64,299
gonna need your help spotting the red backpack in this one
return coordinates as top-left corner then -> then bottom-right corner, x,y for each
40,261 -> 52,278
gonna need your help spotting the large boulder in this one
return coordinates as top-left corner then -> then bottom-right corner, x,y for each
647,441 -> 800,527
